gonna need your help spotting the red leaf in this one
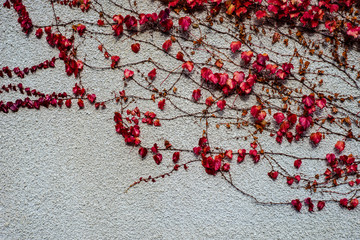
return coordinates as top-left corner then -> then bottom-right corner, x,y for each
287,176 -> 294,185
317,201 -> 325,211
294,159 -> 302,169
230,41 -> 242,53
162,39 -> 172,51
76,24 -> 86,36
268,171 -> 279,180
151,143 -> 158,153
77,99 -> 84,108
148,68 -> 157,80
158,99 -> 166,110
192,89 -> 201,102
340,198 -> 348,207
205,96 -> 214,106
131,43 -> 140,53
111,56 -> 120,68
225,150 -> 233,159
182,61 -> 194,72
217,100 -> 226,110
316,98 -> 326,109
153,153 -> 162,165
255,10 -> 267,19
350,199 -> 359,209
241,51 -> 253,64
139,147 -> 148,158
87,94 -> 96,103
35,28 -> 43,38
65,99 -> 71,108
291,199 -> 302,212
273,112 -> 285,124
173,152 -> 180,163
335,141 -> 345,153
237,149 -> 246,163
310,132 -> 322,145
179,16 -> 191,31
124,69 -> 134,79
222,163 -> 230,172
176,52 -> 184,61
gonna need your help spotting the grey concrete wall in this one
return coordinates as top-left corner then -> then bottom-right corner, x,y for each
1,1 -> 360,239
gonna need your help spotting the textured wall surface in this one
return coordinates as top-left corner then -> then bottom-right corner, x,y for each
1,1 -> 360,239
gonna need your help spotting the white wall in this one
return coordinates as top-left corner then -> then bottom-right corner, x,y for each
1,1 -> 359,239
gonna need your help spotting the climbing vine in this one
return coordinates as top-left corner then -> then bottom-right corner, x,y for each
1,0 -> 360,212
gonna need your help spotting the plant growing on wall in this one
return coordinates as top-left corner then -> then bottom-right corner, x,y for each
1,0 -> 360,212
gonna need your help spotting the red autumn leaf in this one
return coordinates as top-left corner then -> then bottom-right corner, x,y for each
162,39 -> 172,51
182,61 -> 194,72
76,24 -> 86,36
158,99 -> 165,110
225,150 -> 233,159
255,10 -> 267,19
230,41 -> 242,53
35,28 -> 43,38
124,69 -> 134,79
176,51 -> 184,61
168,0 -> 179,7
77,99 -> 84,108
287,176 -> 294,185
304,198 -> 314,212
173,152 -> 180,163
291,199 -> 302,212
192,89 -> 201,102
222,163 -> 230,172
97,19 -> 104,26
205,96 -> 214,106
153,119 -> 161,126
193,146 -> 201,155
287,114 -> 297,124
316,98 -> 326,109
217,100 -> 226,110
317,201 -> 325,211
139,147 -> 147,158
65,99 -> 71,108
160,19 -> 173,32
151,143 -> 158,153
335,141 -> 345,153
131,43 -> 140,53
111,56 -> 120,68
113,14 -> 124,24
241,51 -> 253,64
268,171 -> 279,180
87,94 -> 96,103
237,149 -> 246,163
179,16 -> 191,31
340,198 -> 348,207
294,159 -> 302,169
299,116 -> 312,129
148,68 -> 156,80
350,199 -> 359,209
226,4 -> 235,15
153,153 -> 162,165
273,112 -> 285,124
302,95 -> 315,107
310,132 -> 322,145
257,111 -> 266,121
215,59 -> 223,68
251,105 -> 261,118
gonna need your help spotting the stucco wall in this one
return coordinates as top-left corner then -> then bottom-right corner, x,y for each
1,1 -> 360,239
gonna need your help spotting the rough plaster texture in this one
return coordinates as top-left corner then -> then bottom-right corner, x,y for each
1,1 -> 360,239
